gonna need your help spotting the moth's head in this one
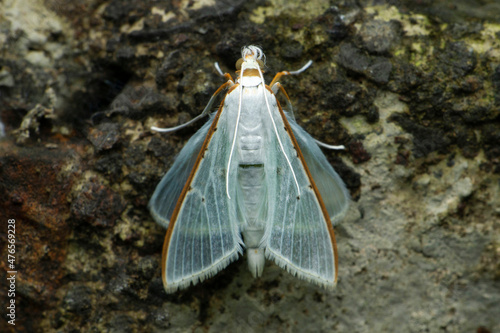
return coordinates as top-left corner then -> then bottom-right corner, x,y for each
236,45 -> 265,74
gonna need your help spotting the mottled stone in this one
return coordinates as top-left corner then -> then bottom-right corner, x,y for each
87,123 -> 120,152
1,0 -> 499,333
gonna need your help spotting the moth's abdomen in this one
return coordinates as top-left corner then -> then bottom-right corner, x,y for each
237,164 -> 266,226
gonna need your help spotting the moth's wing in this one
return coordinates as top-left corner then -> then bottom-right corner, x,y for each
286,115 -> 350,225
161,101 -> 243,293
149,116 -> 213,228
263,91 -> 344,288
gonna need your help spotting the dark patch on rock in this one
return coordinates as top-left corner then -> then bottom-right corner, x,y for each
359,19 -> 401,54
318,6 -> 354,43
62,285 -> 92,314
348,140 -> 371,164
390,113 -> 452,158
366,57 -> 393,84
395,150 -> 411,166
366,106 -> 380,123
95,152 -> 124,182
148,136 -> 175,165
492,64 -> 500,106
149,306 -> 171,329
481,123 -> 500,173
436,41 -> 477,79
387,59 -> 422,94
331,157 -> 361,200
280,40 -> 304,60
315,65 -> 376,127
62,61 -> 132,133
320,72 -> 367,115
338,43 -> 370,74
338,43 -> 393,83
124,143 -> 147,167
71,179 -> 126,227
107,314 -> 135,333
103,0 -> 138,23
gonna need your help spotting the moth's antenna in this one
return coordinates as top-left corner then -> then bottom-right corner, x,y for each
258,62 -> 301,197
226,69 -> 244,199
214,62 -> 224,76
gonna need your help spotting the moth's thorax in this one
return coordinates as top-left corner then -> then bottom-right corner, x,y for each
237,68 -> 265,87
238,75 -> 262,87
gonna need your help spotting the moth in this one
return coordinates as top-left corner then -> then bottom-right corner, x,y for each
149,45 -> 349,293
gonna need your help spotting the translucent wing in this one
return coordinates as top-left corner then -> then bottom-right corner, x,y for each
149,117 -> 213,228
286,116 -> 350,225
155,106 -> 242,292
263,91 -> 348,288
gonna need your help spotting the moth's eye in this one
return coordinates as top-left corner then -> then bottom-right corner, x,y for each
235,58 -> 244,70
257,59 -> 265,69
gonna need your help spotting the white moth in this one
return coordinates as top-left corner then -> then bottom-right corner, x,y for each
149,45 -> 349,293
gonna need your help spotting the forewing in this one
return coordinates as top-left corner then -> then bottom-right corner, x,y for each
264,91 -> 342,288
149,116 -> 213,228
286,116 -> 350,225
161,101 -> 242,292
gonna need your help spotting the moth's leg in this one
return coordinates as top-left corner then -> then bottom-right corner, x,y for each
272,72 -> 345,151
269,60 -> 313,121
269,60 -> 313,87
151,66 -> 234,133
314,140 -> 345,150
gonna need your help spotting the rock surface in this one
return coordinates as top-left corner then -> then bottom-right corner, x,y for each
0,0 -> 499,332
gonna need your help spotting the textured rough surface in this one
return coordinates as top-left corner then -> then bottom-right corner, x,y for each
0,0 -> 499,332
